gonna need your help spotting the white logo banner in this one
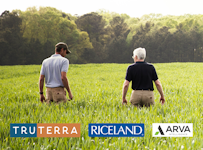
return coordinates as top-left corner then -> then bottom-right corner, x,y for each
152,123 -> 193,137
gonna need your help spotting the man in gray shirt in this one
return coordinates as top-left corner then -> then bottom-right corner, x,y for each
39,42 -> 73,104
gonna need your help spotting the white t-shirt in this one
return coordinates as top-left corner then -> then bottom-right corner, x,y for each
40,54 -> 69,88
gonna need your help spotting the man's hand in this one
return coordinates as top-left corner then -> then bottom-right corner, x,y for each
39,75 -> 45,103
61,72 -> 73,101
122,80 -> 129,105
40,94 -> 45,103
122,99 -> 127,105
68,92 -> 73,100
160,97 -> 165,105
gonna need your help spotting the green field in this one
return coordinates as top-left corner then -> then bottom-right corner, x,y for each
0,63 -> 202,149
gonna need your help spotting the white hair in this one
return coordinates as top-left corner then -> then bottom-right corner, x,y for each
132,47 -> 146,60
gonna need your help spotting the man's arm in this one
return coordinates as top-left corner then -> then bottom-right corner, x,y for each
61,72 -> 73,100
122,80 -> 130,104
39,75 -> 45,103
154,79 -> 165,104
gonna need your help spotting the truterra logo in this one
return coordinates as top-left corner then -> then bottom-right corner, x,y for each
155,125 -> 164,135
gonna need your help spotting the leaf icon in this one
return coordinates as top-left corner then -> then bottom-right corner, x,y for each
155,132 -> 159,135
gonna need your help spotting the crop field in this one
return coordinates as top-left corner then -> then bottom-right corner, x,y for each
0,63 -> 203,149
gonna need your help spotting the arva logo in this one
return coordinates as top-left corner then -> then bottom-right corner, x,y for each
166,125 -> 191,133
155,125 -> 164,135
153,123 -> 193,137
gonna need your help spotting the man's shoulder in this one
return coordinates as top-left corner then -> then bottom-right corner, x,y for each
60,57 -> 69,64
128,62 -> 155,68
54,54 -> 69,62
145,62 -> 156,71
128,63 -> 136,67
145,62 -> 154,66
42,56 -> 52,64
43,55 -> 69,63
127,63 -> 136,70
61,57 -> 69,61
128,62 -> 151,67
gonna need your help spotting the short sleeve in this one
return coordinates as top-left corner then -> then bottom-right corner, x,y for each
40,61 -> 45,75
125,66 -> 132,82
61,59 -> 69,72
152,66 -> 158,81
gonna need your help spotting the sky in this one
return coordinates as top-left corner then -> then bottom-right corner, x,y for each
1,0 -> 203,18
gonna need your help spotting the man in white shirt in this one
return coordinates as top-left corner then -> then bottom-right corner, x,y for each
39,42 -> 73,104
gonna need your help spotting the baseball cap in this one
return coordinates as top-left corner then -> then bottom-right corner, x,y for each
55,42 -> 71,54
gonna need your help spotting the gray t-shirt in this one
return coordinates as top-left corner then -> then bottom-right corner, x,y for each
40,54 -> 69,88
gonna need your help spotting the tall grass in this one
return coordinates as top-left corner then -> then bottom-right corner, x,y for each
0,63 -> 202,149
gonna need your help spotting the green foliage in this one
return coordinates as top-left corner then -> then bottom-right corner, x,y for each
18,7 -> 93,63
106,16 -> 130,63
0,63 -> 202,149
1,8 -> 203,64
0,10 -> 27,65
75,12 -> 108,63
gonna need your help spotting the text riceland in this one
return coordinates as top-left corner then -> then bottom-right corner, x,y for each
88,123 -> 144,137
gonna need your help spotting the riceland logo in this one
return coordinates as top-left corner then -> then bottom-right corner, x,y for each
10,123 -> 80,137
153,123 -> 193,137
88,123 -> 144,137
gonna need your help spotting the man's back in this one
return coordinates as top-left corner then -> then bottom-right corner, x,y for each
40,54 -> 69,88
125,62 -> 158,90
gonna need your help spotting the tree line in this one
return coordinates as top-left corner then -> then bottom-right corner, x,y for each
1,7 -> 203,65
